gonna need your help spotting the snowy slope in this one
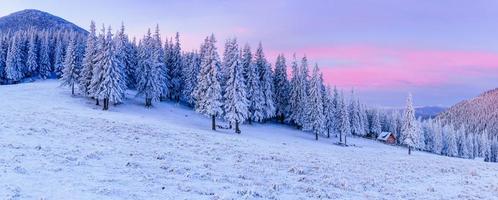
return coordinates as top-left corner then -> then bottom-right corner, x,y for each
0,81 -> 497,200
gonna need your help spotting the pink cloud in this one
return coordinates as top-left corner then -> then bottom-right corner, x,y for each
270,45 -> 498,90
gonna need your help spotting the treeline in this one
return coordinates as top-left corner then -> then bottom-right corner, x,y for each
0,28 -> 87,83
0,21 -> 496,163
53,21 -> 381,142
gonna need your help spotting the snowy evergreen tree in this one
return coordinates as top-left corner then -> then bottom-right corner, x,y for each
38,32 -> 52,79
273,54 -> 290,123
0,36 -> 7,82
193,34 -> 223,130
5,33 -> 24,83
181,51 -> 201,106
298,56 -> 310,127
349,90 -> 363,136
305,64 -> 325,140
79,21 -> 97,96
114,23 -> 130,99
223,38 -> 248,133
136,29 -> 161,107
338,91 -> 351,145
243,45 -> 264,124
401,93 -> 419,155
167,32 -> 183,101
432,120 -> 444,154
254,42 -> 275,120
446,129 -> 458,157
95,27 -> 126,110
323,86 -> 334,138
53,34 -> 65,77
90,25 -> 107,105
331,86 -> 341,135
288,55 -> 302,127
61,34 -> 80,95
25,32 -> 38,77
370,109 -> 382,137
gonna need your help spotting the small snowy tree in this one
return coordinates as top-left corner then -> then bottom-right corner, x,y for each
338,92 -> 351,145
193,34 -> 223,130
223,38 -> 248,133
349,90 -> 362,136
61,34 -> 80,95
305,64 -> 325,140
401,93 -> 419,155
370,109 -> 382,137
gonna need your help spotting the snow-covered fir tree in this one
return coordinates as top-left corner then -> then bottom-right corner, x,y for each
223,38 -> 248,133
243,44 -> 264,124
338,91 -> 351,145
5,33 -> 24,83
61,33 -> 80,95
370,109 -> 382,137
113,23 -> 129,99
323,86 -> 334,138
53,33 -> 65,77
136,29 -> 161,107
288,55 -> 302,127
167,32 -> 183,101
193,34 -> 223,130
38,31 -> 52,79
305,64 -> 325,140
79,21 -> 97,96
0,36 -> 7,81
254,42 -> 275,121
401,93 -> 419,155
95,27 -> 126,110
273,54 -> 290,123
89,25 -> 107,105
181,51 -> 201,106
446,128 -> 458,157
349,90 -> 363,136
25,31 -> 38,77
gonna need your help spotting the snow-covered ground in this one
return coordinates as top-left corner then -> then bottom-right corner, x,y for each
0,80 -> 497,200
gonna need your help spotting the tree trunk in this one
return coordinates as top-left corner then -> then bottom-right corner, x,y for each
211,115 -> 216,131
235,120 -> 240,134
103,98 -> 109,110
71,84 -> 75,96
248,118 -> 252,125
315,132 -> 318,140
96,99 -> 100,106
327,128 -> 330,138
408,146 -> 412,155
344,135 -> 347,146
339,132 -> 343,143
145,98 -> 152,107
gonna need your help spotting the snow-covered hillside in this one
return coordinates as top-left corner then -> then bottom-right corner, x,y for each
1,81 -> 497,199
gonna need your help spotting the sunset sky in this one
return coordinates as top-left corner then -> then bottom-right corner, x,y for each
2,0 -> 498,107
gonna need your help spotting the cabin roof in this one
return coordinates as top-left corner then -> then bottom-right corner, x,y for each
377,132 -> 394,141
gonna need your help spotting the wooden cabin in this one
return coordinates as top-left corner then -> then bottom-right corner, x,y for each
377,132 -> 396,144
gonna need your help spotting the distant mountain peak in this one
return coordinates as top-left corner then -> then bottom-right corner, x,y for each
0,9 -> 87,34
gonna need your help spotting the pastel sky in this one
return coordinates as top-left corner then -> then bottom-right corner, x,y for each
2,0 -> 498,107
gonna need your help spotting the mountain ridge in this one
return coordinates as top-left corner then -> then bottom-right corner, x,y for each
0,9 -> 87,34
